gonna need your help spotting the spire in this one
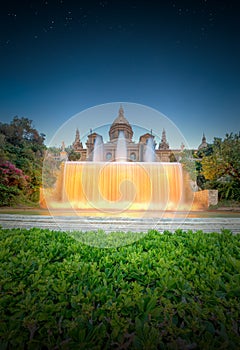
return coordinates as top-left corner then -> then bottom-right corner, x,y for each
75,128 -> 80,142
162,129 -> 167,143
159,128 -> 169,150
112,105 -> 130,125
198,133 -> 208,150
73,128 -> 83,151
119,105 -> 124,118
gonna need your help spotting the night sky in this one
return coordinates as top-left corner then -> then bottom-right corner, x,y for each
0,0 -> 240,148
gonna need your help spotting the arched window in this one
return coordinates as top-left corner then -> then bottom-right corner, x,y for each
106,152 -> 112,161
130,152 -> 136,161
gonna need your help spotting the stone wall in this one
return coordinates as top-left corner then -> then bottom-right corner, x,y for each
208,190 -> 218,206
193,190 -> 218,209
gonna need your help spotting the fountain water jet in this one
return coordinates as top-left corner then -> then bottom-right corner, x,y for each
144,137 -> 155,162
116,131 -> 127,162
93,135 -> 104,162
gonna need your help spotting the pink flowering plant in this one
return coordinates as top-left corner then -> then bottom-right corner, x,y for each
0,161 -> 28,187
0,161 -> 29,205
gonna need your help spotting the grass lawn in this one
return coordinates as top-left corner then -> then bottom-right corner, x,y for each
0,228 -> 240,349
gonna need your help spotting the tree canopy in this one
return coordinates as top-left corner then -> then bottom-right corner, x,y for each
0,117 -> 46,205
200,133 -> 240,200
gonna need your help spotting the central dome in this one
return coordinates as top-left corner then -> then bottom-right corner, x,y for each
109,106 -> 133,142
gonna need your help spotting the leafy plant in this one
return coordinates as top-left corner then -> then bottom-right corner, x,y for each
0,117 -> 46,204
201,133 -> 240,200
0,228 -> 240,349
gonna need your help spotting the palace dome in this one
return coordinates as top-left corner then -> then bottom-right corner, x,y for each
109,106 -> 133,142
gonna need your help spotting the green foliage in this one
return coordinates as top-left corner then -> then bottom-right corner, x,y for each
1,229 -> 240,349
0,161 -> 30,206
0,116 -> 45,147
179,150 -> 197,181
68,149 -> 81,161
42,156 -> 61,188
0,183 -> 21,206
0,117 -> 46,204
201,133 -> 240,200
180,133 -> 240,197
169,152 -> 177,162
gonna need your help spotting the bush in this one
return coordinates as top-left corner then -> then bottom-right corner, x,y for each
0,161 -> 30,206
1,229 -> 240,349
0,183 -> 21,206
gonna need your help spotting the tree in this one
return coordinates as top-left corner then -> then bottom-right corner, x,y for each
179,149 -> 197,181
68,150 -> 81,161
201,133 -> 240,200
0,117 -> 46,204
0,116 -> 45,146
169,152 -> 177,162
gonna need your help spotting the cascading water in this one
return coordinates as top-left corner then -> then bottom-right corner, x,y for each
61,161 -> 184,211
116,131 -> 127,162
48,117 -> 188,213
144,137 -> 155,162
58,131 -> 185,212
93,135 -> 104,162
48,129 -> 188,213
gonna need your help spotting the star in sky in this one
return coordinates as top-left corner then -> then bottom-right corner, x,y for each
0,0 -> 239,148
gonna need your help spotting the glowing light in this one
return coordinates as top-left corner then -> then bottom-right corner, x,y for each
58,161 -> 184,214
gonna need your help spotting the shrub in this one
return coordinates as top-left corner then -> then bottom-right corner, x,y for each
0,161 -> 29,206
1,229 -> 240,349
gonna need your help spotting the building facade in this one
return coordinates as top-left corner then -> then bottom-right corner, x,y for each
70,106 -> 206,162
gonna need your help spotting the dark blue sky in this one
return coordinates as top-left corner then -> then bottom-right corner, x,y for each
0,0 -> 239,148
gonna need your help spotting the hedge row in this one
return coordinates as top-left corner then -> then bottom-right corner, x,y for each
1,228 -> 240,349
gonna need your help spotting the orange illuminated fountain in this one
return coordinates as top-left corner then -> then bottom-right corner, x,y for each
61,160 -> 184,212
57,131 -> 185,213
43,106 -> 195,215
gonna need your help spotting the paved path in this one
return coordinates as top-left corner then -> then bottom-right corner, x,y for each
0,214 -> 240,234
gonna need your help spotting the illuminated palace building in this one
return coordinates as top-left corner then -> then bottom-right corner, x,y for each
70,106 -> 206,162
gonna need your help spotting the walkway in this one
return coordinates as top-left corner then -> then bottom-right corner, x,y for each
0,214 -> 240,234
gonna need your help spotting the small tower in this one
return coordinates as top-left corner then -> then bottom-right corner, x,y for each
198,133 -> 208,150
159,129 -> 169,150
73,128 -> 83,152
86,132 -> 102,160
60,141 -> 68,161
